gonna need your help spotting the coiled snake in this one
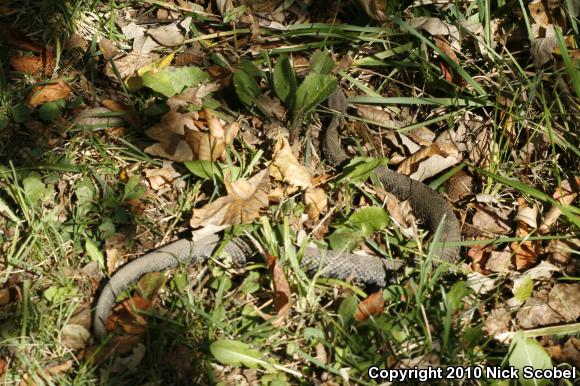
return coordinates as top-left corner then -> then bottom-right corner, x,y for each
93,89 -> 461,339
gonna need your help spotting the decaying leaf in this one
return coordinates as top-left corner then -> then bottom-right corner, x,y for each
104,52 -> 160,80
270,135 -> 313,189
190,169 -> 270,228
397,142 -> 461,182
148,23 -> 186,47
483,306 -> 511,338
145,85 -> 237,162
538,178 -> 579,234
144,161 -> 181,190
28,80 -> 71,106
471,205 -> 512,235
101,99 -> 141,128
304,187 -> 328,220
511,198 -> 540,270
446,170 -> 473,202
485,251 -> 513,273
266,254 -> 292,326
384,191 -> 418,239
516,283 -> 580,329
531,24 -> 558,68
354,291 -> 384,321
61,324 -> 91,349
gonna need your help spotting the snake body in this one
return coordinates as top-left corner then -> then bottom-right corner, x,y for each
93,90 -> 461,340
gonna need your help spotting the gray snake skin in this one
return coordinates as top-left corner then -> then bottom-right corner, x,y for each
93,90 -> 461,339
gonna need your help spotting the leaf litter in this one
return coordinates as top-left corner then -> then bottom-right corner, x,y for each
1,0 -> 579,383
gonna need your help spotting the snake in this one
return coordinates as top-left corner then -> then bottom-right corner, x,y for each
93,89 -> 461,340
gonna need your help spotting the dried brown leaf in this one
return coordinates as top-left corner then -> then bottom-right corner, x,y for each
354,291 -> 384,321
485,251 -> 513,273
355,105 -> 391,126
270,135 -> 313,189
190,169 -> 270,228
28,80 -> 71,106
445,170 -> 473,202
148,23 -> 185,47
511,198 -> 540,270
104,52 -> 159,79
304,187 -> 328,221
539,177 -> 579,234
61,324 -> 91,349
266,254 -> 292,326
397,142 -> 461,181
472,205 -> 511,235
144,161 -> 181,190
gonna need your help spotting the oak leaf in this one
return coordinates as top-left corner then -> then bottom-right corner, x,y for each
190,169 -> 270,228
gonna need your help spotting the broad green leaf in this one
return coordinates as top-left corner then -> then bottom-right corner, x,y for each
43,286 -> 72,304
142,66 -> 209,97
85,238 -> 104,269
513,275 -> 534,302
294,73 -> 336,121
12,104 -> 31,123
328,207 -> 389,251
239,271 -> 260,294
98,218 -> 115,239
74,178 -> 95,210
233,69 -> 261,107
274,55 -> 297,107
184,160 -> 222,181
328,226 -> 366,252
123,175 -> 146,201
347,207 -> 390,234
239,60 -> 263,79
446,281 -> 471,312
210,339 -> 273,370
23,173 -> 47,204
509,332 -> 552,386
338,296 -> 358,326
303,327 -> 325,341
309,50 -> 335,75
342,157 -> 389,182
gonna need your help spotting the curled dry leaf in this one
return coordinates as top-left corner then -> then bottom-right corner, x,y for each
304,187 -> 328,221
266,254 -> 292,326
9,51 -> 55,76
511,198 -> 539,270
354,291 -> 384,322
28,80 -> 71,106
144,161 -> 181,190
384,191 -> 418,239
190,169 -> 270,228
445,170 -> 473,202
355,105 -> 391,126
397,142 -> 461,182
538,177 -> 579,234
270,135 -> 313,189
471,205 -> 511,235
104,52 -> 159,80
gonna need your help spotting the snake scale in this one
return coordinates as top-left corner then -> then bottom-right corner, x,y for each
93,89 -> 461,339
